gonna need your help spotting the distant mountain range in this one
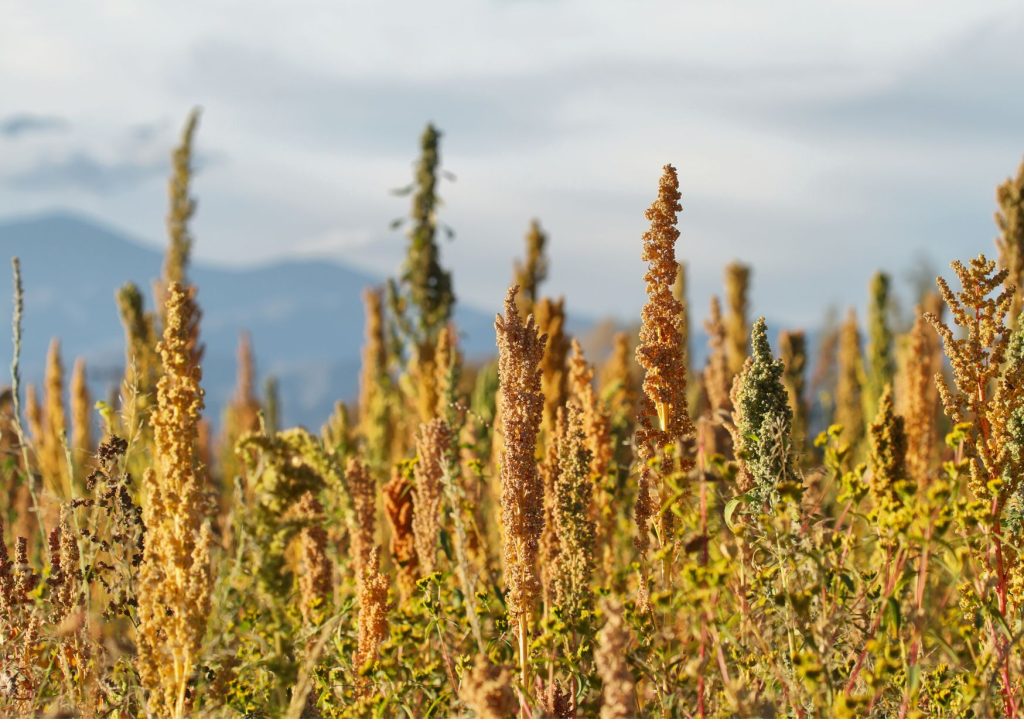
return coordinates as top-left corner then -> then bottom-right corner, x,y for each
0,211 -> 821,438
0,211 -> 503,429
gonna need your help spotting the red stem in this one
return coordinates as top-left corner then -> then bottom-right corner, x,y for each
844,550 -> 906,697
968,294 -> 1017,718
697,449 -> 709,718
898,523 -> 932,718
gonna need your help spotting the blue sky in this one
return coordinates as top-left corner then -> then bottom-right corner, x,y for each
1,0 -> 1023,328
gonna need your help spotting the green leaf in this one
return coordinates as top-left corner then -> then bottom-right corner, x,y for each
885,595 -> 902,633
725,497 -> 743,533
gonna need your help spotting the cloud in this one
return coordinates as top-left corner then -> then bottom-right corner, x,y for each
128,121 -> 165,144
178,41 -> 591,155
0,113 -> 69,138
5,152 -> 165,193
740,17 -> 1024,145
2,116 -> 224,194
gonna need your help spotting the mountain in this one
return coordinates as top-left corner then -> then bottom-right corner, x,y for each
0,210 -> 500,429
5,212 -> 819,439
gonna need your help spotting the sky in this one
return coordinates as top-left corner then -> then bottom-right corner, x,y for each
1,0 -> 1023,329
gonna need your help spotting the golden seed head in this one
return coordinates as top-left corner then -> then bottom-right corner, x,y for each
412,417 -> 451,576
600,331 -> 636,422
778,329 -> 808,451
724,260 -> 752,377
596,598 -> 635,719
383,467 -> 418,600
355,546 -> 390,672
903,311 -> 938,484
836,308 -> 866,450
161,109 -> 200,306
358,287 -> 389,440
460,654 -> 518,718
869,384 -> 907,497
346,456 -> 378,572
928,254 -> 1022,502
703,295 -> 732,416
568,339 -> 613,482
40,338 -> 70,501
535,296 -> 569,443
70,357 -> 93,478
636,165 -> 691,444
136,282 -> 210,718
634,165 -> 694,558
551,400 -> 596,623
230,332 -> 260,430
434,323 -> 460,419
495,285 -> 547,623
513,218 -> 549,319
295,490 -> 332,626
996,158 -> 1024,325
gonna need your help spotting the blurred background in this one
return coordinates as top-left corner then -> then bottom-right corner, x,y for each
1,0 -> 1022,427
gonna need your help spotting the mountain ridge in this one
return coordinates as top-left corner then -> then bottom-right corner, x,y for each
0,209 -> 503,429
